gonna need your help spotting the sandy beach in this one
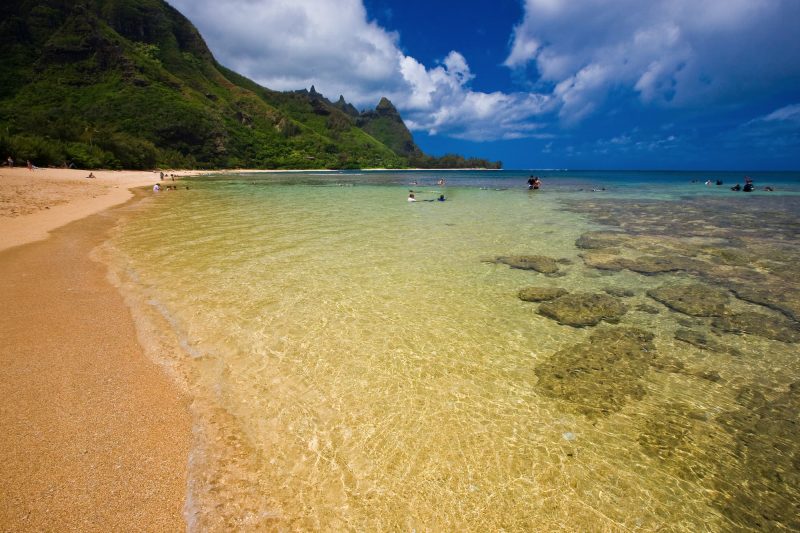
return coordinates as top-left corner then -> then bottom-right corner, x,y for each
0,167 -> 206,252
0,167 -> 195,530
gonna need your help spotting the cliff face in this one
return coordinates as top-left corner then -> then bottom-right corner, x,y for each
0,0 -> 407,169
357,97 -> 423,158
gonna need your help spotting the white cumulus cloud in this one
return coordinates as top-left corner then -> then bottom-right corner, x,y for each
167,0 -> 402,104
167,0 -> 800,143
505,0 -> 800,122
167,0 -> 552,141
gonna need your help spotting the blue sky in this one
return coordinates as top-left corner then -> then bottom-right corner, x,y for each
168,0 -> 800,169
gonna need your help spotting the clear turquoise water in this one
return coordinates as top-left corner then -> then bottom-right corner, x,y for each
107,170 -> 800,531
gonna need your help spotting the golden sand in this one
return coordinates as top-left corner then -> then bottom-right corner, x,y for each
0,167 -> 209,252
0,167 -> 196,530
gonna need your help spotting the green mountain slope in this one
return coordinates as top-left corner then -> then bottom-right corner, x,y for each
0,0 -> 500,170
357,97 -> 422,158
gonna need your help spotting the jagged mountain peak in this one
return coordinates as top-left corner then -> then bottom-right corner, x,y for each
375,97 -> 399,115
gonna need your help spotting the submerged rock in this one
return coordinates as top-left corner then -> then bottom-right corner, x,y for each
702,247 -> 753,267
695,369 -> 722,382
617,255 -> 707,275
604,286 -> 635,298
496,255 -> 560,274
582,252 -> 708,276
575,231 -> 626,250
636,303 -> 661,315
729,284 -> 800,323
650,356 -> 685,373
638,403 -> 704,460
580,251 -> 624,271
647,284 -> 730,317
534,327 -> 656,417
538,292 -> 628,327
674,329 -> 742,356
518,286 -> 568,302
712,311 -> 800,343
714,382 -> 800,530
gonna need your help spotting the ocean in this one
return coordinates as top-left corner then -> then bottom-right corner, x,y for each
104,169 -> 800,531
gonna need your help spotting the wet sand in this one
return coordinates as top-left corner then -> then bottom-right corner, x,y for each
0,177 -> 191,530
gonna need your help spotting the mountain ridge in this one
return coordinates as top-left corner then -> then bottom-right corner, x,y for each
0,0 -> 501,170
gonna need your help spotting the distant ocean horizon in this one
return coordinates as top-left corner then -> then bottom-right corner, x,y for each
226,168 -> 800,196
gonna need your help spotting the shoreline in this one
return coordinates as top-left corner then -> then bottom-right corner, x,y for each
0,168 -> 200,530
0,166 -> 487,252
0,167 -> 212,253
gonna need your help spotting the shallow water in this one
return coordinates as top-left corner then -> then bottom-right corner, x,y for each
107,170 -> 800,531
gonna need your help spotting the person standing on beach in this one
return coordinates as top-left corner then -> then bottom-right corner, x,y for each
6,156 -> 13,167
26,160 -> 32,171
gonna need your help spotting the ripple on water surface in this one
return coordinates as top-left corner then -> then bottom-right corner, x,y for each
109,173 -> 800,531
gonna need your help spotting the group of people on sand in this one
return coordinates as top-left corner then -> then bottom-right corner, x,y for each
527,176 -> 542,190
5,155 -> 42,171
153,183 -> 187,192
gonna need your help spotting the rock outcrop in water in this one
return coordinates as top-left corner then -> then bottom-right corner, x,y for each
575,231 -> 626,250
538,292 -> 628,327
637,403 -> 707,460
579,250 -> 624,271
581,253 -> 709,276
603,286 -> 635,298
517,287 -> 568,302
647,284 -> 730,317
534,327 -> 656,416
496,255 -> 561,274
712,311 -> 800,343
569,197 -> 800,327
674,329 -> 742,356
714,382 -> 800,530
729,284 -> 800,323
555,195 -> 800,528
636,303 -> 661,315
622,255 -> 708,275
